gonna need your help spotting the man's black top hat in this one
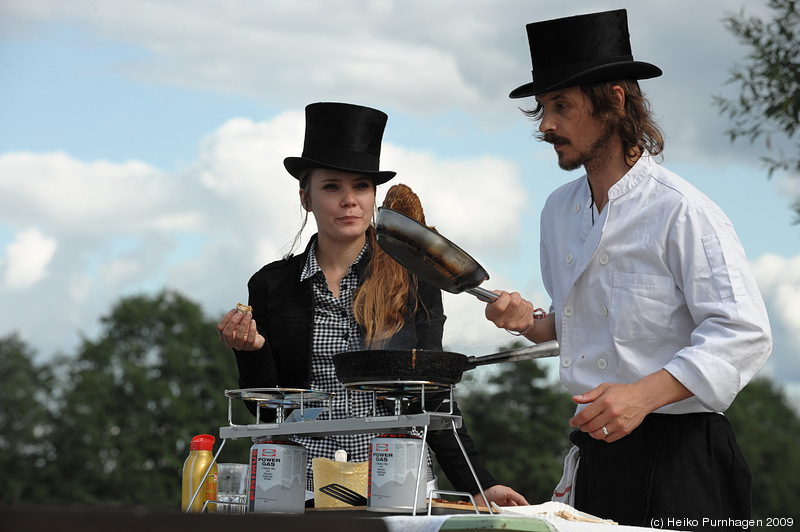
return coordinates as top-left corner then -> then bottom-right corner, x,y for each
284,102 -> 396,184
510,9 -> 661,98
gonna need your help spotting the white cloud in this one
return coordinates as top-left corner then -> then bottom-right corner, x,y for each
777,173 -> 800,201
1,0 -> 774,165
2,228 -> 57,290
66,271 -> 93,305
0,152 -> 174,234
753,254 -> 800,329
0,113 -> 528,358
752,254 -> 800,382
100,258 -> 145,288
379,145 -> 526,254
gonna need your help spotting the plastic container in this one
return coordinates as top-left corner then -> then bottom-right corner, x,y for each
312,450 -> 369,508
181,434 -> 219,513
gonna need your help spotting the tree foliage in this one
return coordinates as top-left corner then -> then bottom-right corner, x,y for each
0,333 -> 52,503
726,377 -> 800,526
6,290 -> 253,509
714,0 -> 800,220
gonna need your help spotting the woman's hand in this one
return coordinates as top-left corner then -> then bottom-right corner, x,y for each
217,307 -> 266,351
475,484 -> 529,508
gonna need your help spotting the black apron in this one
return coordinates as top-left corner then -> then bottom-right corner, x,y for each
571,412 -> 751,531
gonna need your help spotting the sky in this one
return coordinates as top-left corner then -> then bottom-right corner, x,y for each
1,0 -> 799,408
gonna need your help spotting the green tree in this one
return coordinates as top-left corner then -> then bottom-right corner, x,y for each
439,342 -> 574,503
714,0 -> 800,220
38,290 -> 252,508
0,333 -> 52,504
726,378 -> 800,528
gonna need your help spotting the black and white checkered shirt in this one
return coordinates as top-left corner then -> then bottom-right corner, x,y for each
295,240 -> 393,491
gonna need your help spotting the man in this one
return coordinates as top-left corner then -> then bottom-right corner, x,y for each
484,9 -> 771,529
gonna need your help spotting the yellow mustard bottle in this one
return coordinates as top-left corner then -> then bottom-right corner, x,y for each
181,434 -> 218,513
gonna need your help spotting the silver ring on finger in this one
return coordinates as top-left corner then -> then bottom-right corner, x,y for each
601,426 -> 609,437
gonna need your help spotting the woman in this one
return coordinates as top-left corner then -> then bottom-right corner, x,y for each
217,102 -> 526,507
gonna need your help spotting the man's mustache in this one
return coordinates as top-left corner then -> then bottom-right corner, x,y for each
538,132 -> 570,145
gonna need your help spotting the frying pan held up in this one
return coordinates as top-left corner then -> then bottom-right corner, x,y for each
375,207 -> 499,302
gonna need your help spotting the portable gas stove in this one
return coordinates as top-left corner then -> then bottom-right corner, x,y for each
220,381 -> 461,439
207,382 -> 491,516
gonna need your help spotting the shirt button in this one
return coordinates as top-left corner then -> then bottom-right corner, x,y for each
599,253 -> 610,265
574,203 -> 581,214
566,252 -> 573,264
600,306 -> 608,317
563,306 -> 574,317
597,358 -> 608,370
561,357 -> 572,368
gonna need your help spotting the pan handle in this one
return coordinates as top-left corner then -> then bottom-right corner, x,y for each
467,287 -> 499,302
466,341 -> 560,369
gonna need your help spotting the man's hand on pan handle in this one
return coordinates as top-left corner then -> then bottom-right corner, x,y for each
484,290 -> 556,343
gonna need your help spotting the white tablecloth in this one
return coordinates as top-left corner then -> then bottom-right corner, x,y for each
382,514 -> 452,532
381,510 -> 681,532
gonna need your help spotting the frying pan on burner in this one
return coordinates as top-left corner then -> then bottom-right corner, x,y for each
375,207 -> 499,302
333,342 -> 560,386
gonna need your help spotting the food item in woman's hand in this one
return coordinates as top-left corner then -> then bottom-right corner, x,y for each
236,302 -> 252,314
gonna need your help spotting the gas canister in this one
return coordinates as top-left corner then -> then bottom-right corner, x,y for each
367,431 -> 427,512
248,438 -> 307,513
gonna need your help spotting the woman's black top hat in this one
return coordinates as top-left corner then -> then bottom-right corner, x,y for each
284,102 -> 396,184
509,9 -> 661,98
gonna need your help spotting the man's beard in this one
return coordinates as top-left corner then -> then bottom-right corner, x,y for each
540,122 -> 615,171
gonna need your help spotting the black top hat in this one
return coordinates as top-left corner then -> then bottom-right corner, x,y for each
283,102 -> 396,185
509,9 -> 661,98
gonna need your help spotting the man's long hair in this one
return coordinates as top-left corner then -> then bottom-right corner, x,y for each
524,79 -> 665,163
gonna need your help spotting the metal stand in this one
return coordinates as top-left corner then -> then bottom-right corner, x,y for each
206,386 -> 491,516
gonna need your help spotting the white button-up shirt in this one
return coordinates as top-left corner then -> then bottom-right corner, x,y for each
540,155 -> 772,414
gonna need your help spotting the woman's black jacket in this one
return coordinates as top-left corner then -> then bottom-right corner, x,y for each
233,238 -> 498,493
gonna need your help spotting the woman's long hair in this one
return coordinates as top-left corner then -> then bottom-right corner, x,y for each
354,184 -> 427,348
354,224 -> 418,348
524,79 -> 665,163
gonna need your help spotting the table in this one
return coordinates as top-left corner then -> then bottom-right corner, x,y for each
383,514 -> 674,532
2,507 -> 679,532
